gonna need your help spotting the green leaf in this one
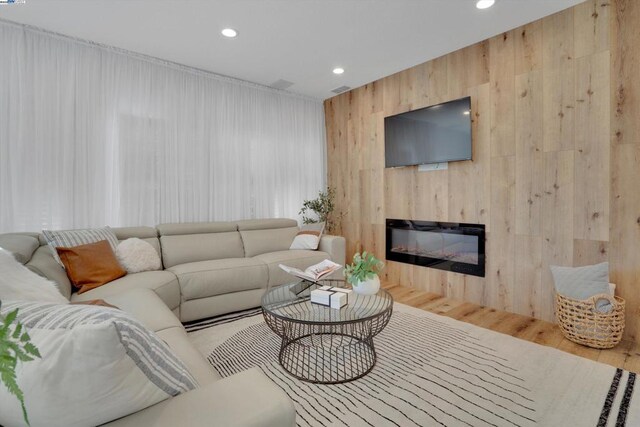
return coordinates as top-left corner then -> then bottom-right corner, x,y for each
0,308 -> 39,426
3,309 -> 17,329
23,342 -> 41,359
11,323 -> 22,340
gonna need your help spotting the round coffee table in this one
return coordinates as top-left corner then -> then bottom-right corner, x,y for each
261,279 -> 393,384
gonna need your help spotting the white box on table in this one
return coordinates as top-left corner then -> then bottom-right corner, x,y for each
310,286 -> 353,309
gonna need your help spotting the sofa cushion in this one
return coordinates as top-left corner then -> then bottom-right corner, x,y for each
57,240 -> 127,294
236,218 -> 297,231
103,368 -> 296,427
42,226 -> 120,266
112,226 -> 158,240
161,232 -> 244,268
179,289 -> 264,322
240,228 -> 299,257
88,288 -> 182,333
169,258 -> 268,300
71,270 -> 181,311
156,327 -> 220,386
0,247 -> 69,303
0,300 -> 197,427
255,249 -> 330,287
26,245 -> 73,299
157,221 -> 237,236
116,238 -> 163,273
0,233 -> 40,264
290,222 -> 325,250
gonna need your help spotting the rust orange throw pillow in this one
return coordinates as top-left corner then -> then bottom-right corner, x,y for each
56,240 -> 126,294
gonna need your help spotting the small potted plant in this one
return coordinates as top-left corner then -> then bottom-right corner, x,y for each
299,186 -> 344,233
344,251 -> 384,295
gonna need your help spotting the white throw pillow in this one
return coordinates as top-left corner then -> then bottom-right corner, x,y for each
0,248 -> 67,303
290,222 -> 325,250
0,300 -> 197,427
42,227 -> 120,267
116,238 -> 162,274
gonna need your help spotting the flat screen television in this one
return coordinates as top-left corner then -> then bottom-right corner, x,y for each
384,96 -> 472,168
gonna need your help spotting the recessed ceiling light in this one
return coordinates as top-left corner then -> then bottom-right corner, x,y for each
221,28 -> 238,38
476,0 -> 495,9
333,67 -> 345,75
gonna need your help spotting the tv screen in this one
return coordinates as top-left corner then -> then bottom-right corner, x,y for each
384,96 -> 472,168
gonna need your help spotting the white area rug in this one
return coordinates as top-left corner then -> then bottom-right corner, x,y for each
187,303 -> 638,427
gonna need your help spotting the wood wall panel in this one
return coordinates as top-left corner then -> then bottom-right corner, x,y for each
489,31 -> 516,158
542,8 -> 575,153
574,0 -> 610,58
487,156 -> 516,312
611,0 -> 640,144
515,21 -> 543,75
325,0 -> 640,339
574,51 -> 610,241
515,70 -> 544,236
448,84 -> 490,228
610,144 -> 640,339
610,0 -> 640,340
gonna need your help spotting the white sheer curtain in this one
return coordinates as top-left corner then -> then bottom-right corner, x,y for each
0,21 -> 326,232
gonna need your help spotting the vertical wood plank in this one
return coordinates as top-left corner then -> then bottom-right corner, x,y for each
423,56 -> 449,106
574,51 -> 610,241
448,83 -> 490,227
610,143 -> 640,341
611,0 -> 640,144
487,156 -> 516,311
515,21 -> 543,74
412,169 -> 448,221
384,167 -> 413,220
574,0 -> 610,58
542,8 -> 575,152
489,31 -> 516,157
515,70 -> 544,236
541,150 -> 574,321
514,235 -> 543,317
573,239 -> 609,266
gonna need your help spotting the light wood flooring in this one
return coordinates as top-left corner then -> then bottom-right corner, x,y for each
384,283 -> 640,372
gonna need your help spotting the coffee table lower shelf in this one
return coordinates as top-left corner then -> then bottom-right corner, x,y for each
263,307 -> 392,384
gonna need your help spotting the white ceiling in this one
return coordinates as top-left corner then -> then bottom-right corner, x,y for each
0,0 -> 584,99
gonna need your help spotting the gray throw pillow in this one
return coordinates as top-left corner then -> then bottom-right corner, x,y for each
550,262 -> 611,312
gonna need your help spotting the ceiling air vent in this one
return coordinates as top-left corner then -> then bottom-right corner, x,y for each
270,79 -> 294,90
331,85 -> 351,94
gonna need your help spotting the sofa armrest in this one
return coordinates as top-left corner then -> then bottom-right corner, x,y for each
319,234 -> 346,266
104,368 -> 295,427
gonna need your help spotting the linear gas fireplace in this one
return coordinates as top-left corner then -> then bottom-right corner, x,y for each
386,219 -> 485,277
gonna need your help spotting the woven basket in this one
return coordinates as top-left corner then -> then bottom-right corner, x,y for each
555,292 -> 625,349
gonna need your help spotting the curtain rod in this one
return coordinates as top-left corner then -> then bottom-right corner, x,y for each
0,17 -> 321,103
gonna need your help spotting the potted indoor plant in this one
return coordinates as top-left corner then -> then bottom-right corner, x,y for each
299,186 -> 343,233
344,251 -> 384,295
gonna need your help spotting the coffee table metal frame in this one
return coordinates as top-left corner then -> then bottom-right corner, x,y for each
261,279 -> 393,384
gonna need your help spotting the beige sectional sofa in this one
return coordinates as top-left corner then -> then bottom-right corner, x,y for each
0,218 -> 346,427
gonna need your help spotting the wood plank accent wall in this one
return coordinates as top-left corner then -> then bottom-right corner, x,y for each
325,0 -> 640,340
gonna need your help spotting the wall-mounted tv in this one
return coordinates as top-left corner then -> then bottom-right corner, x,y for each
384,96 -> 472,168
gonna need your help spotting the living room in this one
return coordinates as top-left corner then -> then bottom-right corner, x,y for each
1,0 -> 639,426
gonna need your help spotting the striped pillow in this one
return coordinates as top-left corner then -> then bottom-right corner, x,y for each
290,222 -> 325,250
0,300 -> 197,427
42,227 -> 120,266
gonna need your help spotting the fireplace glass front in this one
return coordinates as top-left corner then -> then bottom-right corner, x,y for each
386,219 -> 485,277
